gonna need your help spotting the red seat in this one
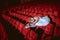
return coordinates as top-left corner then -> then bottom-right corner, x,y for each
18,22 -> 25,32
54,26 -> 60,36
2,14 -> 10,21
9,13 -> 30,22
0,23 -> 8,40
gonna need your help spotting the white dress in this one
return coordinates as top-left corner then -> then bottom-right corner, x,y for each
25,16 -> 50,28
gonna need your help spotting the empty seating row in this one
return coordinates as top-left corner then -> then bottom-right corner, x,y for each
9,12 -> 30,22
4,3 -> 57,19
2,14 -> 24,32
2,14 -> 37,40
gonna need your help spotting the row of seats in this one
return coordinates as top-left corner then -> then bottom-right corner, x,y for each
0,23 -> 7,40
9,6 -> 57,17
2,14 -> 25,31
9,12 -> 30,22
2,14 -> 37,40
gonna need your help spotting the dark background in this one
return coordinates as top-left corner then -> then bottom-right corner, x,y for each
0,0 -> 60,10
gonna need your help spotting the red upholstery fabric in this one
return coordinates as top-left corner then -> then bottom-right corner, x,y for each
0,23 -> 8,40
1,2 -> 60,40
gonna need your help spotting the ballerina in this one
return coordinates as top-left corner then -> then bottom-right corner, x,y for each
25,16 -> 50,28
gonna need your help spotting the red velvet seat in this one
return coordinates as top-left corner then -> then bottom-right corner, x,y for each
9,12 -> 30,22
0,23 -> 8,40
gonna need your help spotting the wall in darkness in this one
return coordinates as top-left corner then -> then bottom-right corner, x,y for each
0,0 -> 21,10
0,0 -> 34,10
0,0 -> 60,10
